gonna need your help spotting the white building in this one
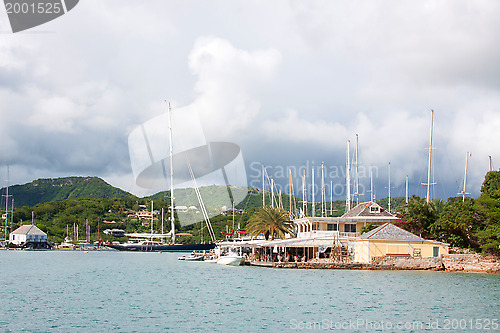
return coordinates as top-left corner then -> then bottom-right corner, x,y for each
9,224 -> 47,245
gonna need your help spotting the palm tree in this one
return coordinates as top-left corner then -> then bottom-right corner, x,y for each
246,206 -> 295,240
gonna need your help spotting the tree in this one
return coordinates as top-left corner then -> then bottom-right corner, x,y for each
430,197 -> 481,249
360,223 -> 378,235
474,171 -> 500,255
246,206 -> 295,240
397,195 -> 440,238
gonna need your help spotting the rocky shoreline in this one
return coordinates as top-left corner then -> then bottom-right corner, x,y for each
252,254 -> 500,273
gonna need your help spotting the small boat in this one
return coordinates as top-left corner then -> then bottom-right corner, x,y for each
216,252 -> 245,266
184,254 -> 204,261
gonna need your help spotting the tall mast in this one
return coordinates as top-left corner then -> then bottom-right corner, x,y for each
262,164 -> 265,207
355,134 -> 359,206
346,140 -> 351,212
289,169 -> 292,214
150,200 -> 154,234
168,102 -> 175,244
330,180 -> 333,216
388,162 -> 391,213
425,110 -> 434,204
312,167 -> 315,217
3,165 -> 9,241
302,170 -> 306,216
321,162 -> 325,217
489,156 -> 492,172
369,166 -> 374,202
458,152 -> 471,202
405,175 -> 409,204
271,179 -> 275,208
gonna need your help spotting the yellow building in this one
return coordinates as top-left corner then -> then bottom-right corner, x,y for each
354,222 -> 449,263
294,201 -> 398,238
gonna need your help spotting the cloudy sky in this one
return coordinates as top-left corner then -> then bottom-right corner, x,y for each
1,0 -> 500,202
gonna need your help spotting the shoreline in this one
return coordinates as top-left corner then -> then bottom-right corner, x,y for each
250,254 -> 500,274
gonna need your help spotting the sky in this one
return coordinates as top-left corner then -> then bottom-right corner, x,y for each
1,0 -> 500,202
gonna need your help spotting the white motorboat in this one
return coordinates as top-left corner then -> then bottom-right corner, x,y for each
216,253 -> 245,266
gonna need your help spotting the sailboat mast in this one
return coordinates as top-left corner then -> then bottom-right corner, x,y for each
262,164 -> 265,207
289,169 -> 292,214
406,175 -> 409,204
346,140 -> 351,212
3,165 -> 9,241
426,110 -> 434,204
355,134 -> 359,206
459,152 -> 470,202
161,208 -> 164,235
302,170 -> 306,216
150,200 -> 154,234
330,180 -> 333,216
321,162 -> 325,217
168,102 -> 175,244
369,166 -> 374,202
271,179 -> 275,208
388,162 -> 391,213
312,167 -> 315,217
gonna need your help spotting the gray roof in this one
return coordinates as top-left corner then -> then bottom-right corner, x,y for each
11,224 -> 47,236
359,222 -> 424,241
342,201 -> 397,218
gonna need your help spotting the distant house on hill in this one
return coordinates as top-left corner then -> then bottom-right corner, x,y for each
9,224 -> 48,248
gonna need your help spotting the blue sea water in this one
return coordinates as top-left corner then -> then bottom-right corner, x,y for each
0,251 -> 499,332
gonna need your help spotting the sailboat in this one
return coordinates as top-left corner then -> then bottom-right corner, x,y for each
107,103 -> 216,252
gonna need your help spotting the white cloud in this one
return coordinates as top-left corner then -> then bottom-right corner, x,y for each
188,36 -> 282,140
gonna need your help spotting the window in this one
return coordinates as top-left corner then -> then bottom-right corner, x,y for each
433,247 -> 439,257
369,206 -> 380,213
327,224 -> 338,231
344,224 -> 356,233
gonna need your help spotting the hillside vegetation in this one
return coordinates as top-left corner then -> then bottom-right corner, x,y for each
3,176 -> 134,207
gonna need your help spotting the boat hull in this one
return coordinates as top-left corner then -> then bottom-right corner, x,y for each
216,255 -> 245,266
106,243 -> 216,252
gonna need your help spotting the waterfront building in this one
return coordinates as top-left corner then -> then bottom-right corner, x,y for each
240,202 -> 447,265
294,201 -> 398,239
9,224 -> 47,246
354,222 -> 449,263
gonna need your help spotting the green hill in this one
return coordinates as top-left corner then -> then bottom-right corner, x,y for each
3,176 -> 135,207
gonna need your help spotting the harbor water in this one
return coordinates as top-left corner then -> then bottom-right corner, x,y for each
1,251 -> 499,332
